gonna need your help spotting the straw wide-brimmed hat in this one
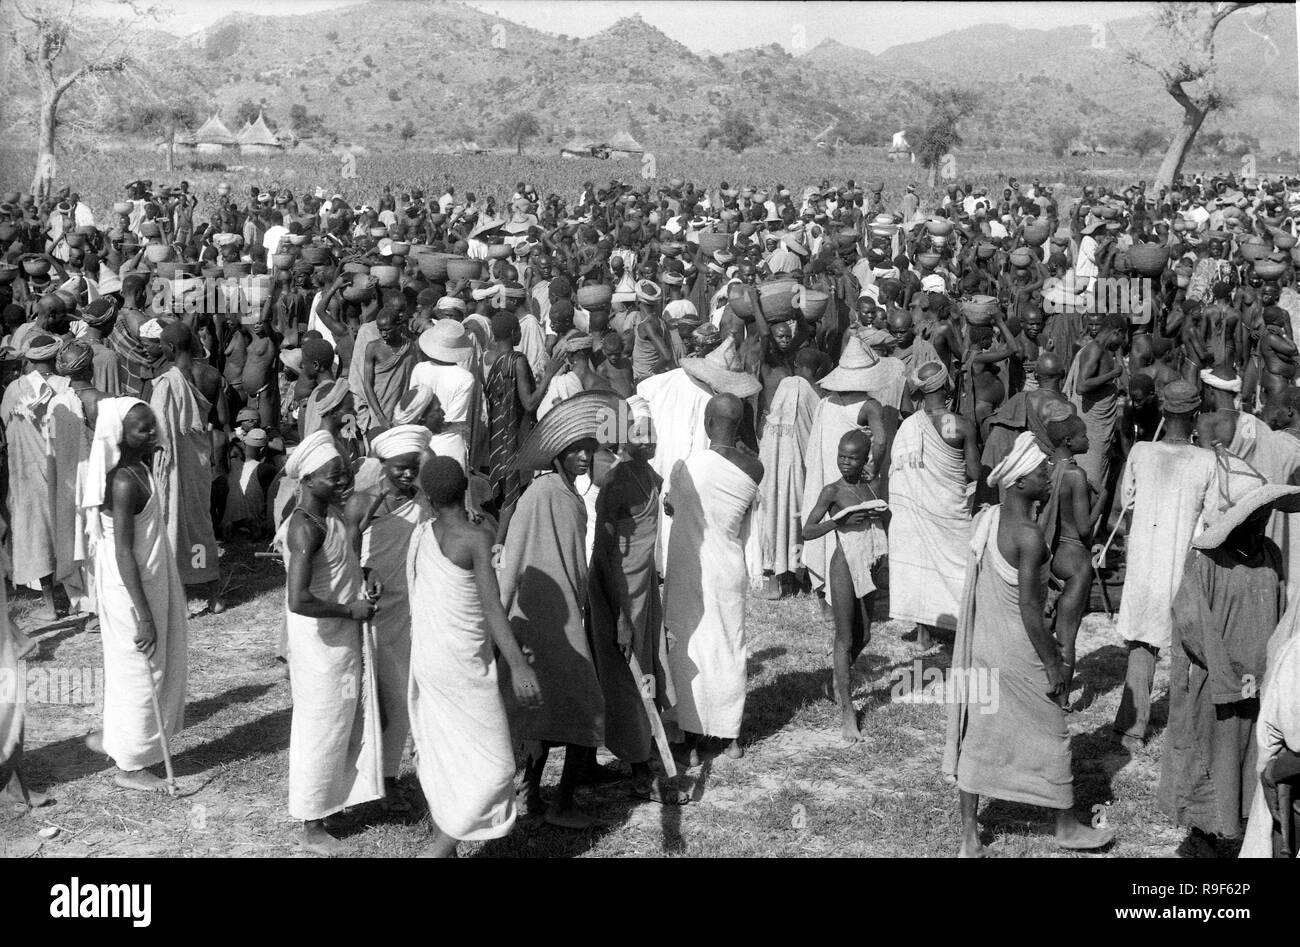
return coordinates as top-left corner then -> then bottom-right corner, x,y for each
418,321 -> 473,365
1193,481 -> 1300,550
468,215 -> 506,239
680,336 -> 761,398
819,335 -> 890,392
512,389 -> 627,471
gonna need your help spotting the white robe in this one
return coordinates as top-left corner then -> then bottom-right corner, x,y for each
663,450 -> 759,739
637,368 -> 712,574
888,411 -> 972,630
96,488 -> 188,772
1116,442 -> 1216,649
276,511 -> 383,821
406,521 -> 517,841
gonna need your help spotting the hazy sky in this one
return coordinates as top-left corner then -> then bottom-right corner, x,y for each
90,0 -> 1151,53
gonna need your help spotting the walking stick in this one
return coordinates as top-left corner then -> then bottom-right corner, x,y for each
140,652 -> 177,796
1092,417 -> 1164,571
627,651 -> 677,779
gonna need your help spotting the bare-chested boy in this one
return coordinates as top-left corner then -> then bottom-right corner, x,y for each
802,429 -> 887,743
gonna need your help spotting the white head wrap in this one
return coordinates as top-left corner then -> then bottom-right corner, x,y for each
82,397 -> 150,551
139,318 -> 165,340
988,430 -> 1047,489
286,429 -> 341,480
921,274 -> 946,293
370,424 -> 430,460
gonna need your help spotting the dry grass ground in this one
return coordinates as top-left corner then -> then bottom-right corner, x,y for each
1,541 -> 1182,859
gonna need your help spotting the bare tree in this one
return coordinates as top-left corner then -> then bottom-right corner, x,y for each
5,0 -> 164,198
1121,2 -> 1259,190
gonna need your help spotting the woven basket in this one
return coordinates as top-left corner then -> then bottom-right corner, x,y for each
1128,244 -> 1169,277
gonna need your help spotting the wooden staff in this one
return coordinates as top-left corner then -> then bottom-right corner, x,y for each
627,651 -> 677,779
140,652 -> 177,796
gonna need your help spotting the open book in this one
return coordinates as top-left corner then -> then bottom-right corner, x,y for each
831,499 -> 888,521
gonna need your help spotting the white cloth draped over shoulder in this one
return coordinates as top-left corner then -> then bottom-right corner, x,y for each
275,509 -> 383,821
888,410 -> 972,630
637,367 -> 713,574
663,449 -> 760,740
406,521 -> 517,841
96,482 -> 189,772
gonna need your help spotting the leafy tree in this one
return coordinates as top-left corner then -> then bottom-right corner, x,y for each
497,111 -> 540,155
915,87 -> 980,186
1047,122 -> 1080,158
1122,1 -> 1259,189
1131,127 -> 1165,158
718,111 -> 761,153
400,119 -> 416,147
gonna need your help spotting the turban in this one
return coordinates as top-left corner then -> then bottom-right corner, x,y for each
82,297 -> 117,328
236,407 -> 260,425
988,430 -> 1047,489
24,334 -> 62,361
393,384 -> 435,425
858,284 -> 880,303
471,282 -> 525,310
243,428 -> 268,448
310,379 -> 351,416
921,274 -> 946,293
635,279 -> 662,304
910,360 -> 950,393
558,332 -> 593,355
371,423 -> 430,460
55,340 -> 93,375
661,271 -> 685,286
81,396 -> 150,551
139,318 -> 165,340
1162,379 -> 1202,414
435,295 -> 467,313
286,429 -> 341,480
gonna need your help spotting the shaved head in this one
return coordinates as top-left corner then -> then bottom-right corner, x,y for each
1036,351 -> 1065,378
705,392 -> 743,428
839,428 -> 870,453
1196,410 -> 1236,448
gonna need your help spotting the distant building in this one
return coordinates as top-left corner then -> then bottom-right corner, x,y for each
237,111 -> 283,154
191,113 -> 238,153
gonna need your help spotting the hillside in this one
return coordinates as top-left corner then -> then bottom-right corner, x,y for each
3,0 -> 1294,156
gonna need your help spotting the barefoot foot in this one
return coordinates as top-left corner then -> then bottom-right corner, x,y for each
1055,816 -> 1115,851
839,712 -> 862,744
84,730 -> 105,755
722,739 -> 744,760
299,821 -> 349,857
113,768 -> 170,794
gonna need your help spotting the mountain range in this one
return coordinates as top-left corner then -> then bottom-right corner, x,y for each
7,0 -> 1297,155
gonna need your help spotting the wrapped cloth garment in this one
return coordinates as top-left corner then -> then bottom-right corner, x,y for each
405,520 -> 517,841
663,449 -> 760,740
274,509 -> 383,821
944,506 -> 1074,809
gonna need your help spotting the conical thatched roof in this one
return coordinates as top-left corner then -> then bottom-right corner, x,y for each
606,130 -> 644,153
237,111 -> 280,147
192,113 -> 237,146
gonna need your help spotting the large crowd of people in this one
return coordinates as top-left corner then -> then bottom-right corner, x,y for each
1,167 -> 1299,857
